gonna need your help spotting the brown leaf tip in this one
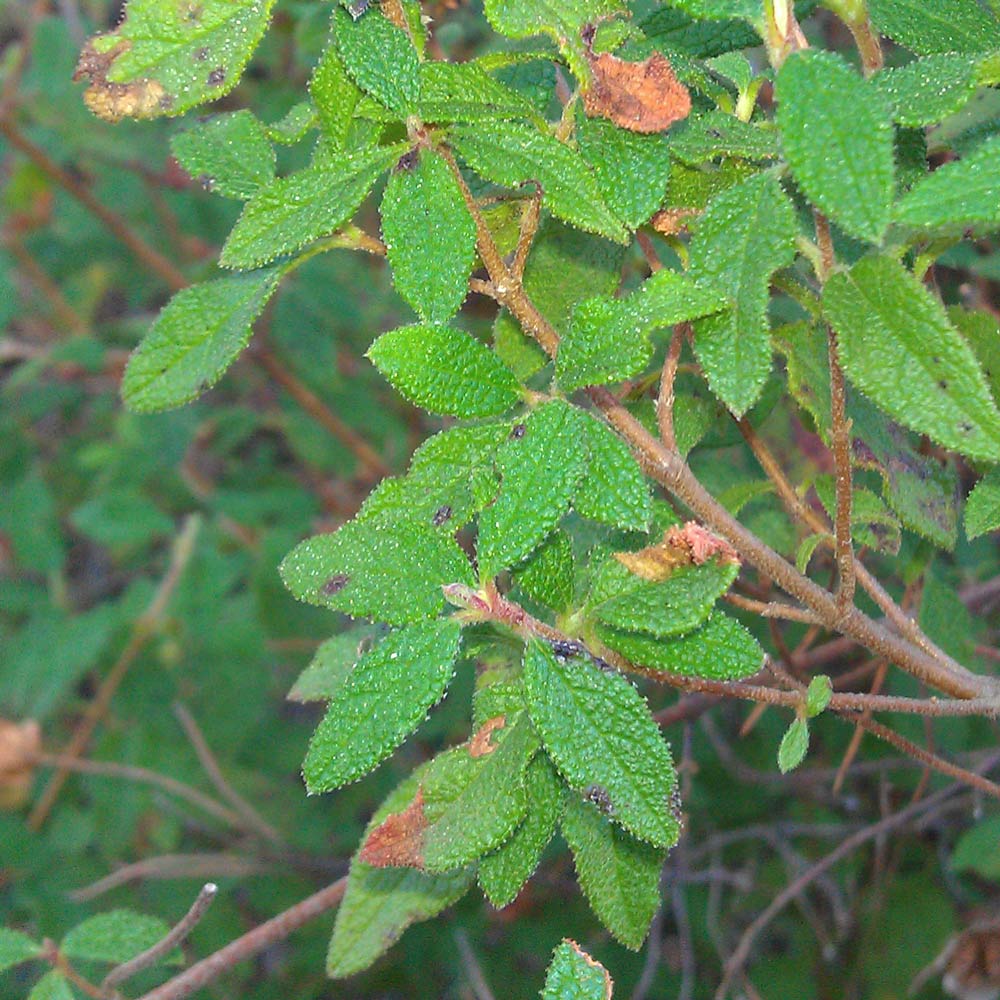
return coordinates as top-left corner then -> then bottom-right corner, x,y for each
75,39 -> 171,122
469,715 -> 506,758
359,788 -> 427,869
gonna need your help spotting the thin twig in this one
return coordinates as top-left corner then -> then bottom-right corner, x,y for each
723,592 -> 820,624
511,191 -> 541,280
453,929 -> 496,1000
29,515 -> 202,830
832,659 -> 887,794
172,703 -> 283,846
136,877 -> 347,1000
656,325 -> 685,452
102,884 -> 218,993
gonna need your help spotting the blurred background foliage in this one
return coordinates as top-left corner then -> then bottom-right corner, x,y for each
1,2 -> 999,998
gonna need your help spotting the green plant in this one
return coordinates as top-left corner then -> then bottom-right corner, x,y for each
3,0 -> 1000,997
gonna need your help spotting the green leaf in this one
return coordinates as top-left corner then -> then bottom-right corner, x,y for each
477,400 -> 587,579
823,255 -> 1000,462
661,0 -> 761,20
76,0 -> 276,121
689,172 -> 798,414
287,624 -> 382,703
122,269 -> 281,413
587,555 -> 739,638
775,322 -> 832,439
334,6 -> 420,116
966,468 -> 1000,540
558,269 -> 728,391
951,814 -> 1000,879
479,754 -> 563,908
170,110 -> 275,198
220,144 -> 402,269
640,7 -> 759,59
668,111 -> 779,165
523,640 -> 679,848
368,323 -> 521,417
895,135 -> 1000,233
805,675 -> 833,717
868,0 -> 999,55
596,613 -> 764,681
265,101 -> 315,144
542,940 -> 614,1000
380,150 -> 477,323
514,529 -> 576,612
575,413 -> 652,531
0,927 -> 41,973
310,35 -> 363,149
950,305 -> 1000,405
303,620 -> 462,793
561,794 -> 665,950
281,515 -> 474,626
27,972 -> 74,1000
813,476 -> 901,555
328,774 -> 474,978
575,114 -> 672,229
419,61 -> 536,122
451,123 -> 629,243
777,717 -> 809,773
871,55 -> 978,128
775,50 -> 894,242
62,910 -> 173,965
70,489 -> 173,548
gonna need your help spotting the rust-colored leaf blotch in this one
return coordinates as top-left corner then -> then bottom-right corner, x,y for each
359,787 -> 427,869
583,51 -> 691,134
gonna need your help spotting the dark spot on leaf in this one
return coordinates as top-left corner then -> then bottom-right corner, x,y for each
347,0 -> 371,18
550,639 -> 582,661
395,148 -> 419,173
432,504 -> 452,526
185,4 -> 203,22
207,67 -> 225,87
321,574 -> 350,595
193,46 -> 209,61
932,355 -> 941,364
959,421 -> 973,433
938,379 -> 948,391
510,423 -> 526,440
707,127 -> 723,138
584,785 -> 613,815
197,174 -> 215,191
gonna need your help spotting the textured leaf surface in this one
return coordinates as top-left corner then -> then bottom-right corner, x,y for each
588,555 -> 739,638
62,910 -> 173,965
824,256 -> 1000,462
950,306 -> 1000,405
281,516 -> 474,625
380,150 -> 477,322
597,613 -> 763,680
668,111 -> 778,165
484,0 -> 625,40
0,927 -> 40,973
368,323 -> 521,417
75,0 -> 275,121
868,0 -> 999,54
122,269 -> 281,413
310,36 -> 362,149
814,477 -> 901,554
575,413 -> 652,531
872,55 -> 978,128
220,144 -> 402,269
689,172 -> 798,414
515,530 -> 575,612
895,136 -> 1000,232
561,795 -> 665,949
776,50 -> 894,242
303,620 -> 462,793
778,717 -> 809,773
328,774 -> 473,978
542,940 -> 614,1000
419,61 -> 535,121
170,111 -> 275,198
287,624 -> 382,703
479,754 -> 563,908
478,400 -> 587,579
559,269 -> 727,391
966,468 -> 1000,540
334,7 -> 420,116
451,123 -> 628,242
523,641 -> 679,848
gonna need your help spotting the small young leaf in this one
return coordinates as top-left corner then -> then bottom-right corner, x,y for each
302,620 -> 462,793
777,717 -> 810,773
805,675 -> 833,717
477,400 -> 587,579
524,641 -> 679,848
27,971 -> 74,1000
596,613 -> 764,681
0,927 -> 41,973
868,0 -> 999,55
281,516 -> 474,625
220,144 -> 403,269
451,123 -> 629,243
688,172 -> 798,414
334,6 -> 420,116
310,36 -> 363,149
368,323 -> 521,417
62,910 -> 174,965
479,754 -> 563,908
561,794 -> 665,950
966,468 -> 1000,540
514,529 -> 576,612
575,413 -> 652,531
895,135 -> 1000,233
823,255 -> 1000,462
776,50 -> 894,242
871,54 -> 978,128
380,149 -> 477,322
542,940 -> 614,1000
122,269 -> 281,413
419,61 -> 536,122
75,0 -> 276,121
170,110 -> 275,198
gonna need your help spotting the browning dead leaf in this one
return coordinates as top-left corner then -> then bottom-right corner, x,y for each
615,521 -> 738,581
650,207 -> 700,236
74,39 -> 170,122
582,51 -> 691,134
469,715 -> 506,758
0,718 -> 41,811
666,521 -> 740,566
359,787 -> 427,868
